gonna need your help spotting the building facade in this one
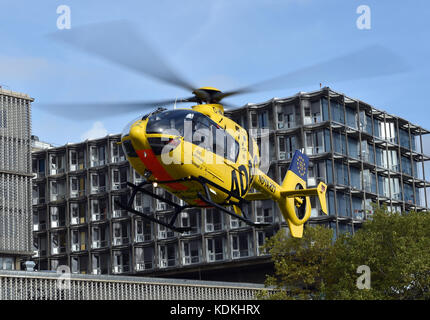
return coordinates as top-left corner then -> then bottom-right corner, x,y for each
0,88 -> 33,270
30,87 -> 430,281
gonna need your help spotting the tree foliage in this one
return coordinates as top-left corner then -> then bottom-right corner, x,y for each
259,208 -> 430,300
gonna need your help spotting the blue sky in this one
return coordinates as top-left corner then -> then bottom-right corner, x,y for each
1,0 -> 430,149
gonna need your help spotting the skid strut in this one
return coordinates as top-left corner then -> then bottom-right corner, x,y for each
116,177 -> 271,233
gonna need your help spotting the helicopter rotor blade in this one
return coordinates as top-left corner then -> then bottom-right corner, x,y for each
48,20 -> 196,92
35,97 -> 198,120
217,44 -> 410,102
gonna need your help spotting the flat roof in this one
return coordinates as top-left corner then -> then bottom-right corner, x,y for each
0,88 -> 34,101
226,87 -> 430,135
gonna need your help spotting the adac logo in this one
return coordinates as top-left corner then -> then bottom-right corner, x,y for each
296,155 -> 306,177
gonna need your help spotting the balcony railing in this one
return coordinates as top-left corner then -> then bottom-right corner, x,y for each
112,237 -> 130,246
91,239 -> 109,249
90,186 -> 107,194
205,222 -> 223,232
112,210 -> 129,219
182,256 -> 200,265
50,220 -> 66,228
33,223 -> 47,232
207,252 -> 224,262
50,194 -> 66,202
112,265 -> 130,274
135,234 -> 152,243
71,243 -> 87,252
32,197 -> 46,205
91,213 -> 107,222
51,246 -> 66,255
232,249 -> 251,259
135,262 -> 153,271
70,190 -> 86,198
70,216 -> 86,225
111,155 -> 126,163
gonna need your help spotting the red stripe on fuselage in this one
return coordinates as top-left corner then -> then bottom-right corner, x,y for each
136,149 -> 188,191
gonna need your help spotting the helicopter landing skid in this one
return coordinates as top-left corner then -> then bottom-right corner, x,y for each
115,180 -> 196,233
197,183 -> 272,229
117,178 -> 271,233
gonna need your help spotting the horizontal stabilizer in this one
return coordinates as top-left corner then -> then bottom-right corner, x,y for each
280,182 -> 328,215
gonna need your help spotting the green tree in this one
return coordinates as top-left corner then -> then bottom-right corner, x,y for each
259,208 -> 430,300
257,225 -> 333,300
325,208 -> 430,300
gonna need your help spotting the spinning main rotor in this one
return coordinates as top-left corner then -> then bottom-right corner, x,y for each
39,20 -> 409,119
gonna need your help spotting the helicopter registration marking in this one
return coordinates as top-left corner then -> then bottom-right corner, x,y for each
258,175 -> 276,194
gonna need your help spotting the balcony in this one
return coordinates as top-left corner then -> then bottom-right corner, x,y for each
70,189 -> 86,199
159,259 -> 176,268
112,209 -> 129,219
50,220 -> 66,229
135,262 -> 153,271
207,252 -> 224,262
33,223 -> 47,232
91,239 -> 109,249
112,265 -> 130,274
112,237 -> 130,247
50,194 -> 66,202
135,234 -> 152,243
91,213 -> 107,222
182,256 -> 200,265
205,222 -> 223,233
70,216 -> 86,225
232,249 -> 251,259
71,243 -> 87,252
51,246 -> 66,255
32,197 -> 46,205
111,155 -> 126,163
90,186 -> 107,195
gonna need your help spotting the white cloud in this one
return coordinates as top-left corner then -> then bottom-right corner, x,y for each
81,121 -> 108,141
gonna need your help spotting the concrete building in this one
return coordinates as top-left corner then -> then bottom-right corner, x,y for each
30,87 -> 430,282
0,88 -> 33,270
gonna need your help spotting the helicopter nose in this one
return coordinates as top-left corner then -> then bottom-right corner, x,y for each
129,121 -> 147,150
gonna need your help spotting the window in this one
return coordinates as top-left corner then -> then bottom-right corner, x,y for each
206,209 -> 223,232
111,141 -> 125,163
345,106 -> 357,129
255,201 -> 273,223
207,237 -> 225,262
181,210 -> 200,234
90,145 -> 106,167
251,112 -> 258,128
159,244 -> 177,268
135,219 -> 152,242
182,240 -> 201,265
258,111 -> 269,128
331,100 -> 344,124
70,150 -> 78,171
256,230 -> 273,256
135,247 -> 154,271
231,233 -> 253,259
306,131 -> 324,155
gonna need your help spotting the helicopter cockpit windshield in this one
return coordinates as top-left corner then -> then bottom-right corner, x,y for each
145,109 -> 193,136
145,109 -> 239,162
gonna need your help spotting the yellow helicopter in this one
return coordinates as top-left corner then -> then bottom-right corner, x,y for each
120,86 -> 327,237
43,21 -> 406,237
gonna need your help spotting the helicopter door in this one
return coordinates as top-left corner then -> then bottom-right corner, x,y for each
191,114 -> 212,150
